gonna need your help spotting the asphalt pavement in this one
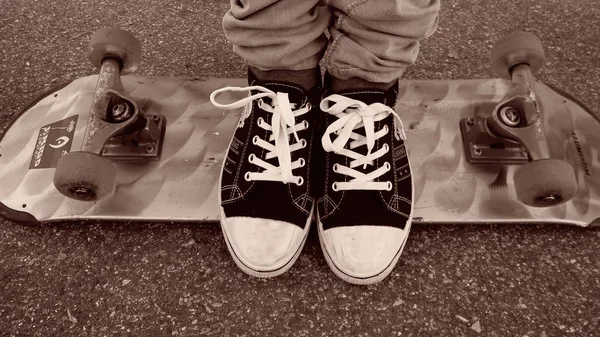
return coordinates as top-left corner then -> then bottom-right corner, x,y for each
0,0 -> 599,336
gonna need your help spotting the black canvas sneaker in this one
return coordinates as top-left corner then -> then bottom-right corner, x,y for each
315,75 -> 413,285
209,68 -> 321,278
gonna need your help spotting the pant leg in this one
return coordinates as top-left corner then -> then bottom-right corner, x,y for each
324,0 -> 440,83
222,0 -> 331,71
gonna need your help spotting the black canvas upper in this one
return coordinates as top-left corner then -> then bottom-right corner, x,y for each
221,69 -> 322,228
315,74 -> 413,231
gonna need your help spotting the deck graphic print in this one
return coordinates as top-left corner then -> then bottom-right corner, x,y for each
29,115 -> 78,169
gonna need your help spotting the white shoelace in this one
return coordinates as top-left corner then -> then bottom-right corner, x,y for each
210,86 -> 310,185
321,94 -> 407,192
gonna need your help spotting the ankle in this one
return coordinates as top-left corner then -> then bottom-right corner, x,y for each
249,67 -> 320,91
329,75 -> 397,92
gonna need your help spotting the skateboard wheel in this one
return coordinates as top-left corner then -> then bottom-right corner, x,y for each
490,32 -> 545,80
513,158 -> 577,207
53,152 -> 117,201
89,27 -> 141,75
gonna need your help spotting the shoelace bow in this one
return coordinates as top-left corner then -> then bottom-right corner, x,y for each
320,94 -> 407,191
210,86 -> 310,185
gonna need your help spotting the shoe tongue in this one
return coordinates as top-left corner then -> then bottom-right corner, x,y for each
333,91 -> 391,175
247,70 -> 309,172
342,124 -> 382,175
339,89 -> 387,105
248,70 -> 308,107
264,83 -> 308,108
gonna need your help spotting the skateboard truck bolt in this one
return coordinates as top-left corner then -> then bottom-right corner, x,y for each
473,147 -> 483,156
111,103 -> 131,122
467,117 -> 476,126
69,187 -> 96,201
499,106 -> 520,126
145,144 -> 155,154
538,194 -> 562,206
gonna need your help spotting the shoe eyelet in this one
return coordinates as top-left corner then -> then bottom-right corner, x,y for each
248,154 -> 256,163
384,125 -> 389,134
384,162 -> 391,171
257,117 -> 264,126
384,143 -> 390,153
295,177 -> 304,186
306,102 -> 312,110
303,120 -> 309,129
298,158 -> 306,168
386,181 -> 393,191
333,163 -> 339,173
332,182 -> 339,192
252,136 -> 259,145
300,139 -> 307,148
244,172 -> 252,181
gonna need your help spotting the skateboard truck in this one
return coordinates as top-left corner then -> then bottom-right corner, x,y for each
83,57 -> 166,160
460,32 -> 577,207
53,27 -> 166,202
460,63 -> 549,164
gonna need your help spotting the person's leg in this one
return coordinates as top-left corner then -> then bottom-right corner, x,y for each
222,0 -> 331,86
211,0 -> 329,278
324,0 -> 440,89
315,0 -> 440,285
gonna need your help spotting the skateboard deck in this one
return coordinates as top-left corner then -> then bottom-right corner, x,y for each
1,75 -> 599,227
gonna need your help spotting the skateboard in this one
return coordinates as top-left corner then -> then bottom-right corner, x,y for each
1,28 -> 599,227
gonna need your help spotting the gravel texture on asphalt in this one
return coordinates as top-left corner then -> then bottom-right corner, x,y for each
1,1 -> 599,336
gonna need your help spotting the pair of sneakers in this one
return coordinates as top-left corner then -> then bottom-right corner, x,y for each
209,68 -> 413,285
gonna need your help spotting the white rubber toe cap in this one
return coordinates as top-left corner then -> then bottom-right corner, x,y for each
319,225 -> 410,284
222,216 -> 308,277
